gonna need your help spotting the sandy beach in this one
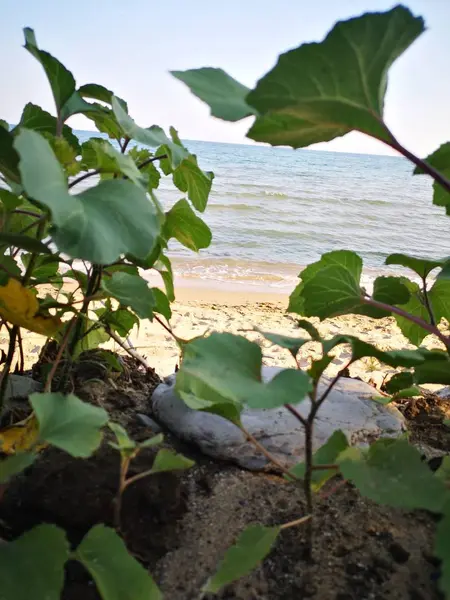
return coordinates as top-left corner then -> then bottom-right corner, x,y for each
1,279 -> 445,387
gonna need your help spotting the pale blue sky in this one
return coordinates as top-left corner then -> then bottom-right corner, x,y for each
1,0 -> 449,156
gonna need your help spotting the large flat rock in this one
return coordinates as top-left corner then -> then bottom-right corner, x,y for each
151,366 -> 406,470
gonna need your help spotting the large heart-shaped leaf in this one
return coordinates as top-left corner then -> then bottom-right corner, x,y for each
102,272 -> 155,319
81,138 -> 145,187
414,143 -> 450,213
15,103 -> 80,149
14,129 -> 160,264
0,524 -> 69,600
171,68 -> 256,122
172,155 -> 214,212
75,525 -> 162,600
385,253 -> 445,279
30,392 -> 109,458
246,6 -> 424,148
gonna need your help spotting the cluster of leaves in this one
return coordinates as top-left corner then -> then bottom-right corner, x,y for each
172,4 -> 450,597
0,28 -> 213,599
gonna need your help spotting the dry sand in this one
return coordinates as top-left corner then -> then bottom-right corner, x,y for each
1,282 -> 445,386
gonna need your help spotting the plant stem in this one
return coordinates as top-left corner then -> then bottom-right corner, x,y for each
421,277 -> 436,327
153,314 -> 178,341
68,169 -> 101,189
17,329 -> 24,374
114,456 -> 131,530
107,328 -> 152,370
238,423 -> 299,481
362,296 -> 450,350
121,137 -> 131,154
285,403 -> 307,427
303,419 -> 314,557
44,319 -> 76,392
136,154 -> 168,170
279,514 -> 312,530
0,325 -> 18,410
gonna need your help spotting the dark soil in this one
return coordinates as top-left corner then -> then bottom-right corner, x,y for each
0,356 -> 448,600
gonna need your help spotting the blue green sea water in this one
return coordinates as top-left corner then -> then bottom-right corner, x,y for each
74,131 -> 448,293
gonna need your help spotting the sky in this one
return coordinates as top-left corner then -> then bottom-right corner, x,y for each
1,0 -> 449,157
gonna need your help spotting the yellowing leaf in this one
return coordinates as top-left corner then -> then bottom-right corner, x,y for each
0,414 -> 47,455
0,278 -> 61,335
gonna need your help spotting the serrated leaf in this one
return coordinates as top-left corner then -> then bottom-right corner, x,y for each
172,156 -> 213,212
256,328 -> 310,357
16,103 -> 80,149
0,278 -> 62,335
111,97 -> 186,168
75,525 -> 162,600
24,28 -> 75,112
164,198 -> 212,252
102,272 -> 155,319
372,276 -> 410,305
385,253 -> 445,279
246,7 -> 424,148
203,524 -> 280,593
30,392 -> 109,457
81,138 -> 145,186
0,524 -> 69,600
150,448 -> 194,474
0,233 -> 51,254
0,453 -> 36,483
172,68 -> 256,122
176,333 -> 312,413
14,129 -> 160,264
338,439 -> 447,512
414,143 -> 450,211
288,430 -> 348,490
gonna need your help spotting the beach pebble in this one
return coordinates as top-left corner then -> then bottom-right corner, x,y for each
3,375 -> 42,403
151,366 -> 406,471
437,386 -> 450,400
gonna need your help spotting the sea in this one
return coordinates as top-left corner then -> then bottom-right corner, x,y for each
74,130 -> 449,295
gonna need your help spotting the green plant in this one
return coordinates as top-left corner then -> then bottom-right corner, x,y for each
173,4 -> 450,596
0,28 -> 213,599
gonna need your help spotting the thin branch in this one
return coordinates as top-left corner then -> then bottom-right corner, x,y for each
137,154 -> 168,170
44,319 -> 77,393
0,326 -> 18,409
313,360 -> 354,415
238,423 -> 299,481
319,478 -> 348,501
123,467 -> 156,488
153,314 -> 178,341
107,328 -> 152,370
68,169 -> 100,189
17,328 -> 25,374
121,137 -> 131,154
279,514 -> 312,530
285,403 -> 307,427
421,277 -> 436,327
362,296 -> 450,350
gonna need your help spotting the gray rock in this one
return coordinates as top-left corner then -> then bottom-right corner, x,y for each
437,386 -> 450,400
3,375 -> 42,403
151,366 -> 406,471
136,413 -> 163,433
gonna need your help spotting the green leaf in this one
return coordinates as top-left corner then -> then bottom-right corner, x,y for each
172,68 -> 256,122
108,421 -> 136,452
0,453 -> 35,483
392,386 -> 421,399
164,198 -> 212,251
24,28 -> 75,113
0,233 -> 51,254
384,371 -> 414,394
288,430 -> 348,490
0,119 -> 8,130
434,501 -> 450,597
78,83 -> 117,105
30,392 -> 109,457
296,319 -> 321,341
172,156 -> 213,212
414,143 -> 450,211
102,272 -> 155,319
0,524 -> 69,600
150,448 -> 195,474
414,355 -> 450,385
14,129 -> 160,264
338,439 -> 447,512
84,105 -> 125,140
81,138 -> 145,187
111,97 -> 186,168
385,253 -> 445,279
0,189 -> 22,211
139,433 -> 164,449
436,457 -> 450,484
177,333 -> 312,412
97,307 -> 139,338
246,7 -> 424,148
372,276 -> 410,305
128,147 -> 161,190
203,524 -> 280,594
152,287 -> 172,320
75,525 -> 162,600
0,126 -> 20,182
0,256 -> 21,285
73,320 -> 109,359
256,328 -> 310,358
154,254 -> 175,301
15,103 -> 80,149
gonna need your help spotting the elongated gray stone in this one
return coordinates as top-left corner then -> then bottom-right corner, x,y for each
151,366 -> 406,470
